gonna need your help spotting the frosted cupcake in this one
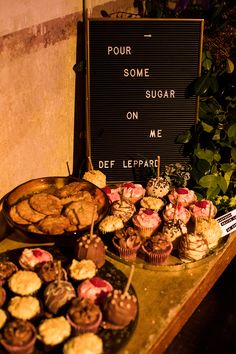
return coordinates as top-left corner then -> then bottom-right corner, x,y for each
63,333 -> 103,354
19,248 -> 53,270
113,227 -> 142,261
195,218 -> 222,250
189,200 -> 217,221
38,316 -> 71,348
111,198 -> 136,223
179,232 -> 209,262
132,208 -> 162,239
102,186 -> 121,204
162,219 -> 188,249
146,176 -> 170,198
120,182 -> 145,204
8,270 -> 42,296
98,215 -> 124,234
142,233 -> 173,265
140,196 -> 165,212
77,277 -> 113,304
168,187 -> 197,207
7,296 -> 41,321
163,203 -> 191,225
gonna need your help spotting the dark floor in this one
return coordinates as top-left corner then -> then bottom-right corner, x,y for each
164,257 -> 236,354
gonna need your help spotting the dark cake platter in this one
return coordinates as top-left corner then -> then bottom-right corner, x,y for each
0,246 -> 138,354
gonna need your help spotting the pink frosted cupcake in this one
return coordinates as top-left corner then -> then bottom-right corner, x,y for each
77,276 -> 113,304
113,227 -> 142,261
163,203 -> 191,225
142,233 -> 173,265
120,182 -> 145,204
66,297 -> 102,335
102,186 -> 121,204
1,319 -> 37,354
189,200 -> 217,221
168,187 -> 197,207
132,208 -> 162,239
19,248 -> 53,270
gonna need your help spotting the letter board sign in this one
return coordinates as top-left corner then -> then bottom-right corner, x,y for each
86,18 -> 204,182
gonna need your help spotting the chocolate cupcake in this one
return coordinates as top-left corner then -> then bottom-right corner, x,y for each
102,289 -> 138,329
0,261 -> 18,286
113,227 -> 142,261
44,280 -> 76,315
35,260 -> 67,284
76,233 -> 106,269
66,297 -> 102,335
1,319 -> 37,354
142,233 -> 173,265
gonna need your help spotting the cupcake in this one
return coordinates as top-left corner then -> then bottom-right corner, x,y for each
82,170 -> 106,189
76,233 -> 106,269
120,182 -> 145,204
195,218 -> 222,250
146,176 -> 170,198
163,203 -> 191,224
178,232 -> 209,263
35,260 -> 67,284
113,227 -> 142,261
132,208 -> 162,239
7,296 -> 41,321
8,270 -> 42,296
38,316 -> 71,347
111,198 -> 136,223
142,233 -> 173,265
102,186 -> 121,204
162,220 -> 188,249
1,319 -> 37,354
44,280 -> 76,315
98,215 -> 124,234
0,261 -> 18,285
189,200 -> 217,221
19,248 -> 53,270
102,289 -> 138,329
140,196 -> 165,212
168,187 -> 197,207
66,297 -> 102,334
68,259 -> 97,281
0,286 -> 6,307
0,309 -> 7,329
77,276 -> 113,304
63,333 -> 103,354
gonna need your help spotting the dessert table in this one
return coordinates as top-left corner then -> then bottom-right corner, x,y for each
0,210 -> 235,354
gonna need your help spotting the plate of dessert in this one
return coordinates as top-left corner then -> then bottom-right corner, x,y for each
98,177 -> 228,271
0,245 -> 138,354
1,176 -> 110,242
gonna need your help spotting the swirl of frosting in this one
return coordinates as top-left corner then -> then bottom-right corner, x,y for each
44,280 -> 76,314
132,208 -> 161,228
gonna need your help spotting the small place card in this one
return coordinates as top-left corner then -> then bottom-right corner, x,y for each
216,209 -> 236,237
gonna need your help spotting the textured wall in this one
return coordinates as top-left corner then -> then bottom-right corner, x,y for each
0,0 -> 135,198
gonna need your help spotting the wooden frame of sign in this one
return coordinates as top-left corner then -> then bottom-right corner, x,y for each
86,18 -> 204,183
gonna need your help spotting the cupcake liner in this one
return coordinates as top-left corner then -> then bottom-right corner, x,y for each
112,239 -> 141,261
142,244 -> 173,265
1,323 -> 36,354
66,309 -> 102,335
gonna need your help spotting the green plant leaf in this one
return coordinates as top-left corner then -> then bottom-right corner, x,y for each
201,121 -> 213,133
206,185 -> 221,199
202,50 -> 212,71
231,147 -> 236,162
228,124 -> 236,144
176,130 -> 192,143
196,159 -> 211,175
209,75 -> 219,93
194,74 -> 211,95
224,169 -> 234,188
195,147 -> 214,163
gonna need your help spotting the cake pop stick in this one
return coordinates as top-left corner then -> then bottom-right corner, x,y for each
88,156 -> 94,172
56,260 -> 62,286
90,204 -> 97,237
124,264 -> 135,296
173,197 -> 179,223
156,155 -> 161,180
208,203 -> 212,221
66,161 -> 71,176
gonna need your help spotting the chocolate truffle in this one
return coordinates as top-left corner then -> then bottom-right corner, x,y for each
76,233 -> 106,268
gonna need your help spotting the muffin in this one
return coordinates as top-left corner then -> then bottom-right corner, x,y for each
76,233 -> 106,269
142,234 -> 173,265
8,270 -> 42,296
190,200 -> 217,221
163,203 -> 191,224
44,280 -> 76,315
68,259 -> 97,281
7,296 -> 41,321
66,297 -> 102,334
63,333 -> 103,354
113,227 -> 142,261
0,261 -> 18,285
19,247 -> 53,270
1,319 -> 37,354
82,170 -> 106,189
195,218 -> 222,250
35,260 -> 67,283
77,276 -> 113,304
179,232 -> 209,262
102,289 -> 138,329
102,186 -> 121,204
140,196 -> 165,212
146,176 -> 170,198
132,208 -> 162,239
162,219 -> 188,249
168,187 -> 197,207
111,198 -> 136,223
0,286 -> 6,307
120,182 -> 145,204
38,316 -> 71,347
98,215 -> 124,234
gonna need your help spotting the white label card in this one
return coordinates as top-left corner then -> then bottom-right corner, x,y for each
216,209 -> 236,237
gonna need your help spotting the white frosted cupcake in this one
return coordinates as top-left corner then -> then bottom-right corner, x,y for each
179,232 -> 209,262
63,333 -> 103,354
146,177 -> 170,198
